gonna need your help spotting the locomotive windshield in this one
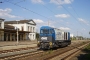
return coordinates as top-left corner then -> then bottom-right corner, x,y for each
40,29 -> 54,34
40,29 -> 49,34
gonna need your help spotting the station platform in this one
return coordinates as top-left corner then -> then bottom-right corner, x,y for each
0,40 -> 37,51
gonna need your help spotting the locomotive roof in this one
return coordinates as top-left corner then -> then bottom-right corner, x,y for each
40,26 -> 53,29
40,26 -> 68,32
40,26 -> 61,30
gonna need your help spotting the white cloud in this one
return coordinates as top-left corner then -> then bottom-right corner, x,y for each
31,0 -> 44,4
50,0 -> 74,5
55,14 -> 70,18
34,19 -> 56,26
78,18 -> 89,25
33,19 -> 44,23
0,8 -> 21,18
59,27 -> 71,30
34,19 -> 71,32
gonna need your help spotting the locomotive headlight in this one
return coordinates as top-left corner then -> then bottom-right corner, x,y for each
49,42 -> 52,46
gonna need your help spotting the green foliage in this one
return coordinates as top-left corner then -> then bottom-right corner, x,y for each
48,49 -> 53,54
85,44 -> 90,50
82,44 -> 90,60
70,36 -> 77,40
36,33 -> 39,40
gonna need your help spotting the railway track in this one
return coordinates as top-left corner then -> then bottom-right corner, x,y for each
31,42 -> 89,60
0,50 -> 44,60
0,41 -> 89,60
50,42 -> 89,60
0,47 -> 37,53
0,47 -> 38,59
18,41 -> 89,60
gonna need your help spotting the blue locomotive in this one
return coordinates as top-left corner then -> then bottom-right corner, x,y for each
37,26 -> 71,49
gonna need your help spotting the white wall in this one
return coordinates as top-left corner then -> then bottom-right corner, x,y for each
26,24 -> 36,40
8,23 -> 36,40
0,20 -> 4,29
8,23 -> 25,31
1,21 -> 4,29
0,20 -> 4,41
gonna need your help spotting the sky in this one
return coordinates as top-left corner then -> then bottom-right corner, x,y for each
0,0 -> 90,38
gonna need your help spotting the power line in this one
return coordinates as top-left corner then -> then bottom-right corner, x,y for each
5,0 -> 68,29
6,0 -> 72,29
56,0 -> 85,29
1,0 -> 84,33
70,4 -> 89,30
39,0 -> 79,31
42,4 -> 56,15
5,0 -> 53,21
70,4 -> 80,17
14,0 -> 26,4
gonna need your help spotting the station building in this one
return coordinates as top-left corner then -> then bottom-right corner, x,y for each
0,18 -> 36,41
0,18 -> 4,41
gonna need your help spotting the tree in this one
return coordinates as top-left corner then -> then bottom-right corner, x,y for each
36,33 -> 39,41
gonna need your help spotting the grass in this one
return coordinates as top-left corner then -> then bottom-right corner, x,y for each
48,49 -> 53,54
85,44 -> 90,50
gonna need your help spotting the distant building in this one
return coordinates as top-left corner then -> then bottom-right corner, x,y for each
0,18 -> 36,41
70,34 -> 74,37
5,19 -> 36,41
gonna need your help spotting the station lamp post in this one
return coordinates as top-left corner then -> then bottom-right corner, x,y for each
16,20 -> 19,44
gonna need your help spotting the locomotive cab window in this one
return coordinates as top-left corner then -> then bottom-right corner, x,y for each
50,29 -> 54,34
40,29 -> 49,34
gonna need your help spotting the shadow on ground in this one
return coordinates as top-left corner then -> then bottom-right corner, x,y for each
77,48 -> 90,60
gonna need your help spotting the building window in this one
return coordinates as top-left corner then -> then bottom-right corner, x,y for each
33,34 -> 34,39
21,26 -> 24,31
0,23 -> 1,28
30,34 -> 32,39
33,27 -> 34,32
28,26 -> 29,31
30,27 -> 32,32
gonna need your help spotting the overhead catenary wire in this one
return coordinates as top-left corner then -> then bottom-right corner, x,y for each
70,4 -> 89,29
5,0 -> 53,21
1,0 -> 87,36
14,0 -> 25,4
55,0 -> 86,29
40,0 -> 90,29
4,0 -> 78,33
70,4 -> 80,17
5,0 -> 71,29
1,0 -> 77,28
38,0 -> 79,32
70,4 -> 90,37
